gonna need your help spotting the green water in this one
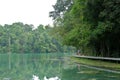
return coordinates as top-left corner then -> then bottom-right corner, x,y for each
0,54 -> 120,80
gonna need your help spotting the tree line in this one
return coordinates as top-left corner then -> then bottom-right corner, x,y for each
0,22 -> 75,53
50,0 -> 120,57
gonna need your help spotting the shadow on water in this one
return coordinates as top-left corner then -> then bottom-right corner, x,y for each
0,53 -> 120,80
62,63 -> 120,80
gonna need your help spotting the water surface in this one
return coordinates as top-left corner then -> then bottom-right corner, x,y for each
0,54 -> 120,80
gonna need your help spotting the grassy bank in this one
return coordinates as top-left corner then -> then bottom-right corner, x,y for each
71,57 -> 120,71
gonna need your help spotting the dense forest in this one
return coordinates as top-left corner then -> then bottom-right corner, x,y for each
50,0 -> 120,57
0,22 -> 75,53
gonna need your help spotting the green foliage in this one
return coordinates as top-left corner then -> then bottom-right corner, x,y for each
0,22 -> 75,53
49,0 -> 73,20
50,0 -> 120,57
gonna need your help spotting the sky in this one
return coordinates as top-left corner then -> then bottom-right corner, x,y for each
0,0 -> 56,27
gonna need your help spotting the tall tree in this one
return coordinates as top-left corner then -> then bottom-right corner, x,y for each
50,0 -> 120,57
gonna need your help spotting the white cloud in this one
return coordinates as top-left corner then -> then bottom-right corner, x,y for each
0,0 -> 56,27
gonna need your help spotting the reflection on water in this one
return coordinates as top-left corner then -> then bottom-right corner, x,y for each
0,54 -> 120,80
32,75 -> 40,80
32,74 -> 61,80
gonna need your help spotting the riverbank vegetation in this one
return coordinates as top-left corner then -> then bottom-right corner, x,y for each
0,23 -> 75,53
50,0 -> 120,57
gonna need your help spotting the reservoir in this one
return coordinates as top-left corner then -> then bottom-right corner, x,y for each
0,54 -> 120,80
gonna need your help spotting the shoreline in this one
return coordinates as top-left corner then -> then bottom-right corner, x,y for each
71,56 -> 120,71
